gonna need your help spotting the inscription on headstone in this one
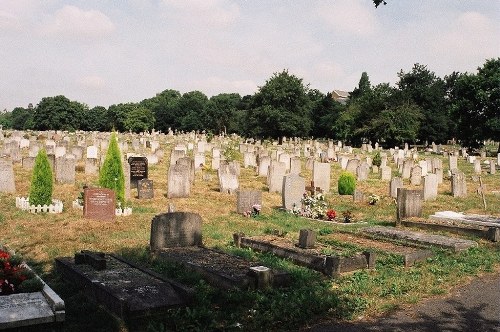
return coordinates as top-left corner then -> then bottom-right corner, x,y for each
83,188 -> 116,221
128,156 -> 148,188
138,178 -> 154,199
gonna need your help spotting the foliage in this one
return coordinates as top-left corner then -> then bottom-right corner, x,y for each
247,70 -> 312,138
372,151 -> 382,167
29,149 -> 53,206
33,95 -> 86,131
98,132 -> 125,207
11,107 -> 34,130
221,138 -> 242,162
0,248 -> 44,295
338,171 -> 356,195
124,106 -> 155,133
292,192 -> 328,219
82,106 -> 110,132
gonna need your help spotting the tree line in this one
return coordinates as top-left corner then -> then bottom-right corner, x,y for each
0,58 -> 498,151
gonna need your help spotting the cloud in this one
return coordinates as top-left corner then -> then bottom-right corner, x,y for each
79,75 -> 106,90
188,76 -> 257,96
160,0 -> 240,27
315,0 -> 380,36
40,5 -> 115,40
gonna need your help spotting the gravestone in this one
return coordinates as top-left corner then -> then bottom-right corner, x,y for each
243,152 -> 256,168
448,155 -> 458,171
435,167 -> 443,184
290,157 -> 301,175
267,161 -> 287,193
381,166 -> 392,181
22,156 -> 36,170
138,178 -> 154,199
83,188 -> 116,221
194,153 -> 205,170
123,160 -> 131,200
345,159 -> 359,174
312,161 -> 330,193
236,190 -> 262,214
176,157 -> 195,184
353,189 -> 365,203
258,155 -> 271,177
410,165 -> 422,186
451,171 -> 467,198
55,155 -> 76,184
423,173 -> 438,201
0,158 -> 16,193
282,174 -> 305,210
418,160 -> 428,176
86,146 -> 98,159
167,164 -> 191,198
473,159 -> 481,174
396,188 -> 423,224
389,177 -> 403,198
401,160 -> 413,179
490,161 -> 496,175
278,153 -> 291,171
85,158 -> 99,174
128,156 -> 148,189
298,229 -> 316,249
150,212 -> 203,250
170,149 -> 185,166
356,162 -> 369,181
218,162 -> 239,194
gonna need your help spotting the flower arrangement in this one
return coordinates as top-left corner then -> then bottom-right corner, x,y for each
342,210 -> 353,223
368,194 -> 380,205
326,209 -> 337,221
292,192 -> 328,220
0,249 -> 44,295
243,204 -> 261,218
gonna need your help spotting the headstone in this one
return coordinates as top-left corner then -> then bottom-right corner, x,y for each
356,162 -> 369,181
236,190 -> 262,214
218,161 -> 239,194
345,159 -> 359,175
380,166 -> 392,181
435,167 -> 443,184
410,165 -> 422,186
258,156 -> 271,177
448,155 -> 458,171
473,159 -> 481,174
490,161 -> 496,175
396,188 -> 423,224
123,160 -> 130,200
353,189 -> 365,203
289,157 -> 301,175
389,177 -> 403,198
243,152 -> 256,169
401,160 -> 413,179
278,153 -> 291,171
54,146 -> 66,158
83,188 -> 116,221
22,156 -> 36,170
55,155 -> 76,184
267,161 -> 287,193
86,146 -> 98,159
194,153 -> 206,170
0,158 -> 16,193
282,174 -> 305,210
312,161 -> 330,193
128,156 -> 148,189
423,173 -> 438,201
138,178 -> 154,199
150,212 -> 202,250
451,171 -> 467,198
170,149 -> 185,166
167,164 -> 191,198
298,229 -> 316,249
418,160 -> 428,176
176,157 -> 195,184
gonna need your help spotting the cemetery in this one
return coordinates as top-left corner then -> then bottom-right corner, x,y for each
0,127 -> 499,331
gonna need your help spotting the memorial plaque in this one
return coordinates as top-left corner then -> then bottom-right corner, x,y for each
83,188 -> 116,221
138,178 -> 154,199
128,156 -> 148,188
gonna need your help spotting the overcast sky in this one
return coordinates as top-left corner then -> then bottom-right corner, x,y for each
1,0 -> 498,111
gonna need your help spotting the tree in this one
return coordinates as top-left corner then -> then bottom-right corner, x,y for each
29,149 -> 53,206
123,106 -> 155,133
248,70 -> 312,138
107,103 -> 137,132
310,91 -> 345,139
99,133 -> 125,207
177,91 -> 209,132
205,93 -> 241,134
397,64 -> 450,144
11,107 -> 33,130
349,72 -> 371,101
33,96 -> 86,131
0,110 -> 12,128
140,89 -> 181,133
82,106 -> 111,132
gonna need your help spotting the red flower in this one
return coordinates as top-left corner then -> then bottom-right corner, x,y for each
326,209 -> 336,220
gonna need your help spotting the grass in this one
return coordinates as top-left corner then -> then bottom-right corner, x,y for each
1,139 -> 500,331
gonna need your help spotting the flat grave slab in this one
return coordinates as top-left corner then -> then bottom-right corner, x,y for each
363,226 -> 478,252
55,251 -> 192,321
430,211 -> 500,228
154,246 -> 290,289
0,278 -> 64,330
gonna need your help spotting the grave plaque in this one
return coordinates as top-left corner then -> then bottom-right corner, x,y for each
396,188 -> 423,224
83,188 -> 116,221
138,178 -> 154,199
150,212 -> 203,250
128,156 -> 148,188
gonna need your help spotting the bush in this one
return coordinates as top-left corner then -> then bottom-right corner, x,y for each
99,132 -> 125,206
338,171 -> 356,195
372,151 -> 382,167
29,149 -> 53,206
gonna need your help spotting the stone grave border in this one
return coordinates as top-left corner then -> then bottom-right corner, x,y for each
233,233 -> 376,277
55,252 -> 193,321
0,263 -> 65,330
153,246 -> 290,290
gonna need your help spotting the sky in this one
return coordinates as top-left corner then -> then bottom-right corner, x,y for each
0,0 -> 499,111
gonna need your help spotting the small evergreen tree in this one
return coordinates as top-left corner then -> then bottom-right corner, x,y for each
29,149 -> 53,206
372,151 -> 382,167
99,132 -> 125,206
338,171 -> 356,195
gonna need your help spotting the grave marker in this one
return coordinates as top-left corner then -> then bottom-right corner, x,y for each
137,178 -> 154,199
83,188 -> 116,221
128,156 -> 148,189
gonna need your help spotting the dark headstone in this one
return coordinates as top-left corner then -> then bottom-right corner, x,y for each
298,229 -> 316,249
396,188 -> 423,224
83,188 -> 116,221
150,212 -> 203,250
137,178 -> 154,199
128,156 -> 148,188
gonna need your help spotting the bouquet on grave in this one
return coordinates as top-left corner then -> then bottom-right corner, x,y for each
0,249 -> 44,295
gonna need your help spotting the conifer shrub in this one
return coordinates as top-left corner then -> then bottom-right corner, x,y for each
99,132 -> 125,207
29,149 -> 53,206
372,151 -> 382,167
338,171 -> 356,195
